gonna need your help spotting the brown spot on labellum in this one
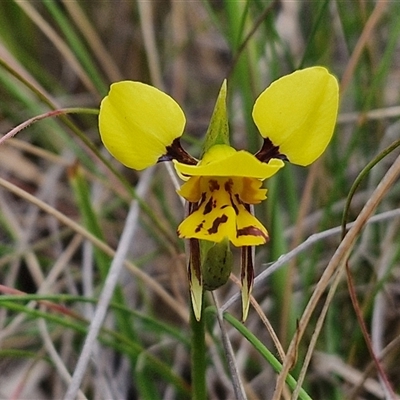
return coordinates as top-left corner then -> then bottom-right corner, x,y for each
209,179 -> 220,192
203,197 -> 216,215
199,192 -> 207,205
224,179 -> 233,193
237,226 -> 268,241
234,193 -> 244,205
208,214 -> 228,234
195,220 -> 205,233
229,195 -> 239,215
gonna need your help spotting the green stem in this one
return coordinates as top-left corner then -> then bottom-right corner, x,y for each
190,293 -> 206,400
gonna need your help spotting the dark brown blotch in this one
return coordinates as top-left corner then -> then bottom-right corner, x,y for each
208,214 -> 228,234
209,179 -> 220,192
234,193 -> 244,205
199,192 -> 207,206
159,138 -> 198,165
254,137 -> 287,163
203,197 -> 217,215
224,179 -> 233,193
195,220 -> 205,233
237,226 -> 268,241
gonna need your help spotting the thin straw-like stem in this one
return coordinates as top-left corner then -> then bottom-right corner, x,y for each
273,151 -> 400,399
220,207 -> 400,313
190,293 -> 207,400
64,168 -> 154,400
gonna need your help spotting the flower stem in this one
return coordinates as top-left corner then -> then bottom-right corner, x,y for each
190,293 -> 206,400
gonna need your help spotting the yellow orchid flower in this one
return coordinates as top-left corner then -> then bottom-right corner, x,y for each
99,67 -> 339,321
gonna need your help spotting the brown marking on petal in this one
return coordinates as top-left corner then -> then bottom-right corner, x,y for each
203,197 -> 216,215
208,214 -> 228,234
189,238 -> 202,282
190,200 -> 200,212
159,138 -> 198,165
234,193 -> 244,205
241,246 -> 254,287
237,226 -> 269,242
195,220 -> 205,233
209,179 -> 220,192
254,137 -> 288,163
229,194 -> 239,215
224,179 -> 233,193
198,192 -> 207,206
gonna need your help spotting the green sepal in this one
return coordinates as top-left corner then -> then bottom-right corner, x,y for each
241,246 -> 254,321
200,237 -> 233,291
188,239 -> 203,321
202,80 -> 230,155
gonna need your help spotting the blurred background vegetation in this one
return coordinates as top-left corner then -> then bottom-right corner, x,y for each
1,1 -> 400,399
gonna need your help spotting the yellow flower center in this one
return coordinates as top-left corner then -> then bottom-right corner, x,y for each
177,176 -> 269,247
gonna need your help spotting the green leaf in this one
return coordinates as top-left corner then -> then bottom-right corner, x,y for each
218,310 -> 313,400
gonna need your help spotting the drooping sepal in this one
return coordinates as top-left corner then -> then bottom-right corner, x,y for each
202,80 -> 230,155
241,246 -> 254,321
201,237 -> 233,291
188,238 -> 203,321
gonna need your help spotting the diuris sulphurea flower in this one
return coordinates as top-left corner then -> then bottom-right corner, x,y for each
99,67 -> 339,321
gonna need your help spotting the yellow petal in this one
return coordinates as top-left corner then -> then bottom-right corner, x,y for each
178,204 -> 237,244
178,176 -> 202,202
99,81 -> 186,170
239,177 -> 267,204
174,144 -> 284,179
177,177 -> 269,247
234,204 -> 269,247
252,67 -> 339,166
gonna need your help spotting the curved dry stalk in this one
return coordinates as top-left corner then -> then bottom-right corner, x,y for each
293,219 -> 400,399
292,260 -> 348,399
137,1 -> 163,89
371,224 -> 398,355
170,1 -> 188,102
0,235 -> 83,343
0,108 -> 95,146
212,293 -> 246,400
281,155 -> 320,345
313,352 -> 388,399
338,105 -> 400,124
220,206 -> 400,315
0,176 -> 187,322
61,0 -> 123,82
348,333 -> 400,399
228,273 -> 285,362
251,297 -> 286,362
340,0 -> 388,95
15,1 -> 100,98
272,152 -> 400,399
64,168 -> 153,399
38,318 -> 88,400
